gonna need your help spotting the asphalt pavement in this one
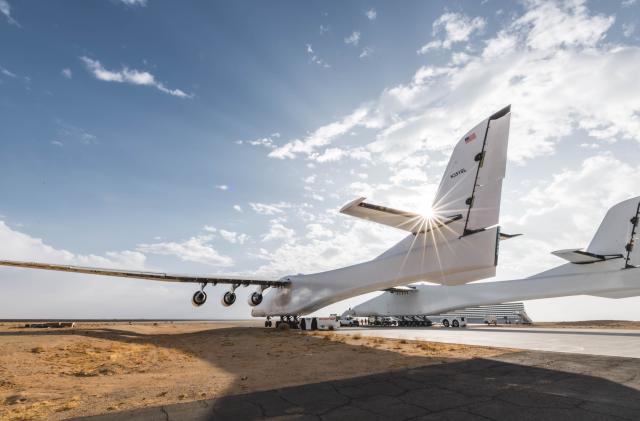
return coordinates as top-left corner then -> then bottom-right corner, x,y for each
76,350 -> 640,421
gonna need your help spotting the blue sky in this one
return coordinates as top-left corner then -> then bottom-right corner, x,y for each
1,0 -> 640,320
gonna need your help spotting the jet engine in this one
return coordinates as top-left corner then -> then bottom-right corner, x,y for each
222,291 -> 236,306
248,291 -> 263,306
192,290 -> 207,307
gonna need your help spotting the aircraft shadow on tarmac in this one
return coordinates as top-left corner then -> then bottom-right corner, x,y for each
3,326 -> 640,421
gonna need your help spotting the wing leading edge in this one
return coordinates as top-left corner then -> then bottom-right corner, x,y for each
0,260 -> 289,288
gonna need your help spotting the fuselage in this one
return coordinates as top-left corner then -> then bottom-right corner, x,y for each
251,227 -> 500,317
348,260 -> 640,317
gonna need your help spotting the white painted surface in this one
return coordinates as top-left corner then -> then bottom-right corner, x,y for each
334,326 -> 640,358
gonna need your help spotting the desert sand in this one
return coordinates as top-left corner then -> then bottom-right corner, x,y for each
0,321 -> 510,420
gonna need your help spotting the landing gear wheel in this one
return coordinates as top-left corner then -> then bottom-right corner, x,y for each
442,319 -> 450,328
222,291 -> 236,306
192,290 -> 207,307
452,320 -> 459,328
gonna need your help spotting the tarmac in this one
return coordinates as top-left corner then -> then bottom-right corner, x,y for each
76,349 -> 640,421
334,326 -> 640,358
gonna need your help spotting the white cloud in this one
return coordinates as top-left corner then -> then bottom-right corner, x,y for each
0,220 -> 147,269
0,0 -> 19,26
50,140 -> 64,147
0,65 -> 16,78
266,0 -> 636,167
269,107 -> 369,159
137,235 -> 233,267
418,12 -> 486,53
119,0 -> 147,6
344,31 -> 361,46
80,56 -> 192,98
359,47 -> 374,58
366,9 -> 377,21
319,24 -> 329,35
219,229 -> 249,245
249,202 -> 293,215
622,0 -> 637,7
305,44 -> 331,68
236,133 -> 280,149
61,68 -> 72,79
261,220 -> 296,242
215,184 -> 229,191
233,204 -> 243,213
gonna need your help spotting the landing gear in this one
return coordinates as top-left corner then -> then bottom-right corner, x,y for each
452,319 -> 460,328
442,319 -> 450,328
264,316 -> 272,328
273,315 -> 300,329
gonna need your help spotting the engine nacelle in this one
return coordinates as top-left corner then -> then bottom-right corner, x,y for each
192,290 -> 207,307
248,292 -> 263,306
222,291 -> 236,307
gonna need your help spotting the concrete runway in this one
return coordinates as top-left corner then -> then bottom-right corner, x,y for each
334,326 -> 640,358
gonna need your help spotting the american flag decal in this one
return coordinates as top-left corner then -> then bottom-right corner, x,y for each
464,132 -> 477,144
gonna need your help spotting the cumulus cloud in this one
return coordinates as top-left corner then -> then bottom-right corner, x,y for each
218,229 -> 249,245
366,9 -> 377,21
137,235 -> 233,267
261,220 -> 296,242
233,205 -> 243,213
266,0 -> 636,167
417,12 -> 486,53
215,184 -> 229,191
344,31 -> 361,46
80,56 -> 192,98
61,68 -> 72,79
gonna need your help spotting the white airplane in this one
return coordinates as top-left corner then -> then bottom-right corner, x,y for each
0,106 -> 513,325
347,196 -> 640,318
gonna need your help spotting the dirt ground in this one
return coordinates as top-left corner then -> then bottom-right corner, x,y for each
0,321 -> 511,420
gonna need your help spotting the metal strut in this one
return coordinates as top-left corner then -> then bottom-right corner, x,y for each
624,200 -> 640,269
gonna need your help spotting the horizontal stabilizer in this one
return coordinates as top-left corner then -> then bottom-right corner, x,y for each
499,232 -> 522,240
551,249 -> 623,264
340,197 -> 462,234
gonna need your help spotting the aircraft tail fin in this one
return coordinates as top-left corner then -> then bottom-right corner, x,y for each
431,105 -> 511,238
551,196 -> 640,268
587,196 -> 640,268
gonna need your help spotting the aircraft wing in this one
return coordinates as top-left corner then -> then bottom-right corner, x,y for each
340,197 -> 462,234
0,260 -> 289,287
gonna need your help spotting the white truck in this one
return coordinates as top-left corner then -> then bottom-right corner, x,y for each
439,316 -> 467,328
299,317 -> 340,331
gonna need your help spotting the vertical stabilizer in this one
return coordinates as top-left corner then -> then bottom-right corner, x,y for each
587,196 -> 640,268
432,105 -> 511,237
